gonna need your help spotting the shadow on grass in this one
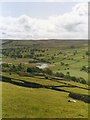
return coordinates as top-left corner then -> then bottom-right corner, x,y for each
51,79 -> 89,90
1,76 -> 90,103
1,76 -> 44,88
36,76 -> 89,90
0,76 -> 77,91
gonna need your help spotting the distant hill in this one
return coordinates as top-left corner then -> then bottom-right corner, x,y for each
2,39 -> 88,49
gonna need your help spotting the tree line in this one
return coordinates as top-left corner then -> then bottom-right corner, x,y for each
2,63 -> 88,85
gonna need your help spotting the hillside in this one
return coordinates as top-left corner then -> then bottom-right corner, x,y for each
1,39 -> 89,118
2,39 -> 88,48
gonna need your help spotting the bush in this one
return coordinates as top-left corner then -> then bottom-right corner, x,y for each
55,72 -> 64,78
65,75 -> 70,81
79,77 -> 86,84
44,68 -> 53,75
81,66 -> 90,73
2,63 -> 9,67
61,62 -> 64,66
70,76 -> 78,82
27,67 -> 43,73
86,51 -> 90,56
45,75 -> 48,79
66,71 -> 70,75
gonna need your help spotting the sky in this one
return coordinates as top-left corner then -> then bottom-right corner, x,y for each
0,0 -> 89,2
1,3 -> 77,18
0,2 -> 88,39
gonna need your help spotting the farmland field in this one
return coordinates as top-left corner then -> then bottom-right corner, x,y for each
1,40 -> 89,118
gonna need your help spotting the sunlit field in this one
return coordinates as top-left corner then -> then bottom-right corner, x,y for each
1,40 -> 89,118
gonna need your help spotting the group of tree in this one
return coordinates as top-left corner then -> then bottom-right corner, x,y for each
61,62 -> 69,66
2,63 -> 25,73
55,71 -> 87,84
2,63 -> 87,85
27,67 -> 53,75
80,66 -> 90,73
2,48 -> 47,59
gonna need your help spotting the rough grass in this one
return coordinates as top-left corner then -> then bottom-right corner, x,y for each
2,73 -> 89,118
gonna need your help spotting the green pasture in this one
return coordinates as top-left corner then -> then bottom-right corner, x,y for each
2,40 -> 89,118
2,73 -> 89,118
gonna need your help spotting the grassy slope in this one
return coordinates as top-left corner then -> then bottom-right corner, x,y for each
2,40 -> 88,48
3,40 -> 88,81
2,73 -> 88,118
2,40 -> 89,118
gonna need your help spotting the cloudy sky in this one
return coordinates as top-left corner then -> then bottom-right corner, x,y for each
0,2 -> 88,39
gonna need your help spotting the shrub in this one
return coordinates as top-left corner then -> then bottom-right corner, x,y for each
65,75 -> 70,81
2,63 -> 9,67
79,77 -> 86,84
55,72 -> 64,78
45,75 -> 48,79
61,62 -> 64,66
66,71 -> 70,75
44,68 -> 53,75
70,76 -> 78,82
86,51 -> 90,56
27,67 -> 43,73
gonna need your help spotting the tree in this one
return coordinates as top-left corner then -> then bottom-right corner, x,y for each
44,68 -> 53,75
18,63 -> 24,71
51,56 -> 54,60
66,71 -> 70,76
61,62 -> 64,66
45,75 -> 48,79
65,64 -> 69,67
9,65 -> 17,72
70,76 -> 77,82
79,77 -> 86,84
86,51 -> 90,56
55,72 -> 64,78
2,63 -> 9,67
27,67 -> 42,73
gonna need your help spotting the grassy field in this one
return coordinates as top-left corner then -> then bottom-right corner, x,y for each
1,40 -> 89,118
3,40 -> 88,79
2,73 -> 88,118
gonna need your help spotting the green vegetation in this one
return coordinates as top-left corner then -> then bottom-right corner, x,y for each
1,40 -> 89,118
